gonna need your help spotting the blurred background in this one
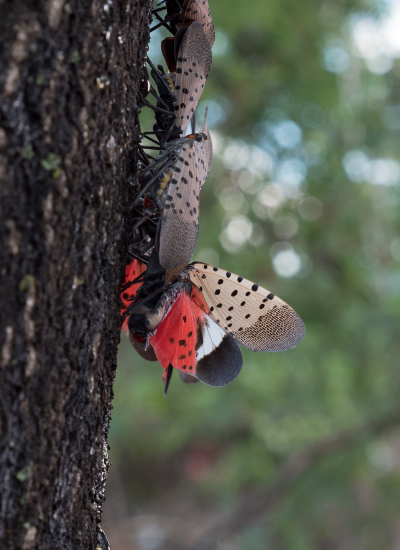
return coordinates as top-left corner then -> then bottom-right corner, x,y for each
103,0 -> 400,548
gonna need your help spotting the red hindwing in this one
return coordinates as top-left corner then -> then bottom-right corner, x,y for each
149,288 -> 207,376
121,259 -> 146,333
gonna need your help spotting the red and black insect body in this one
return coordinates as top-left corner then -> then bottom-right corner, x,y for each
121,259 -> 147,333
128,262 -> 306,389
123,250 -> 174,364
132,110 -> 212,270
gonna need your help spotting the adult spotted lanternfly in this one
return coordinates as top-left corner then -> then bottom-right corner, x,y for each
133,108 -> 212,270
173,21 -> 212,130
121,259 -> 147,333
158,108 -> 212,269
128,262 -> 306,389
121,259 -> 158,362
160,21 -> 212,132
143,21 -> 211,147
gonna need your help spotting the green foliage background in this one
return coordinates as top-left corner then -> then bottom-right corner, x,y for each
105,0 -> 400,547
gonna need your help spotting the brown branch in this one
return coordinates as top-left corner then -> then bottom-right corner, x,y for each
191,406 -> 400,549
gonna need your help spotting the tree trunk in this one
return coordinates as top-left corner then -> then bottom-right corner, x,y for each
0,0 -> 150,547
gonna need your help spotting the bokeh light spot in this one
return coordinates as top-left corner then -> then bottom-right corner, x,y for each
276,159 -> 307,192
342,150 -> 370,183
274,214 -> 299,239
298,197 -> 323,221
323,45 -> 350,73
272,249 -> 302,277
272,120 -> 303,149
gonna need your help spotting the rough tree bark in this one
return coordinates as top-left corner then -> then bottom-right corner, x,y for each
0,0 -> 151,547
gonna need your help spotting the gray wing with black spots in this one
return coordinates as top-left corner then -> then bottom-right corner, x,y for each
159,140 -> 202,269
187,263 -> 306,352
177,0 -> 215,47
174,22 -> 212,132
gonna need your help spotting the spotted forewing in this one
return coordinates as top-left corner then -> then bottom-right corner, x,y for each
174,21 -> 212,132
159,108 -> 212,269
136,260 -> 305,388
177,0 -> 215,47
187,263 -> 306,352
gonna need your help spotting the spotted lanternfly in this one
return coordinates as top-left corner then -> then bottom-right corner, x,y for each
158,107 -> 212,269
132,109 -> 212,269
128,262 -> 306,389
133,130 -> 207,206
121,259 -> 147,333
161,21 -> 212,133
176,0 -> 215,48
174,22 -> 212,131
121,258 -> 158,362
144,20 -> 212,146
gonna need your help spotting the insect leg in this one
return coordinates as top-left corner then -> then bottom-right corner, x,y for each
131,155 -> 177,208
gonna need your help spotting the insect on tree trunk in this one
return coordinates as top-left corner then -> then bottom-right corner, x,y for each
0,0 -> 151,547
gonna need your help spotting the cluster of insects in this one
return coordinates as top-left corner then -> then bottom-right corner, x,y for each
121,0 -> 306,394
